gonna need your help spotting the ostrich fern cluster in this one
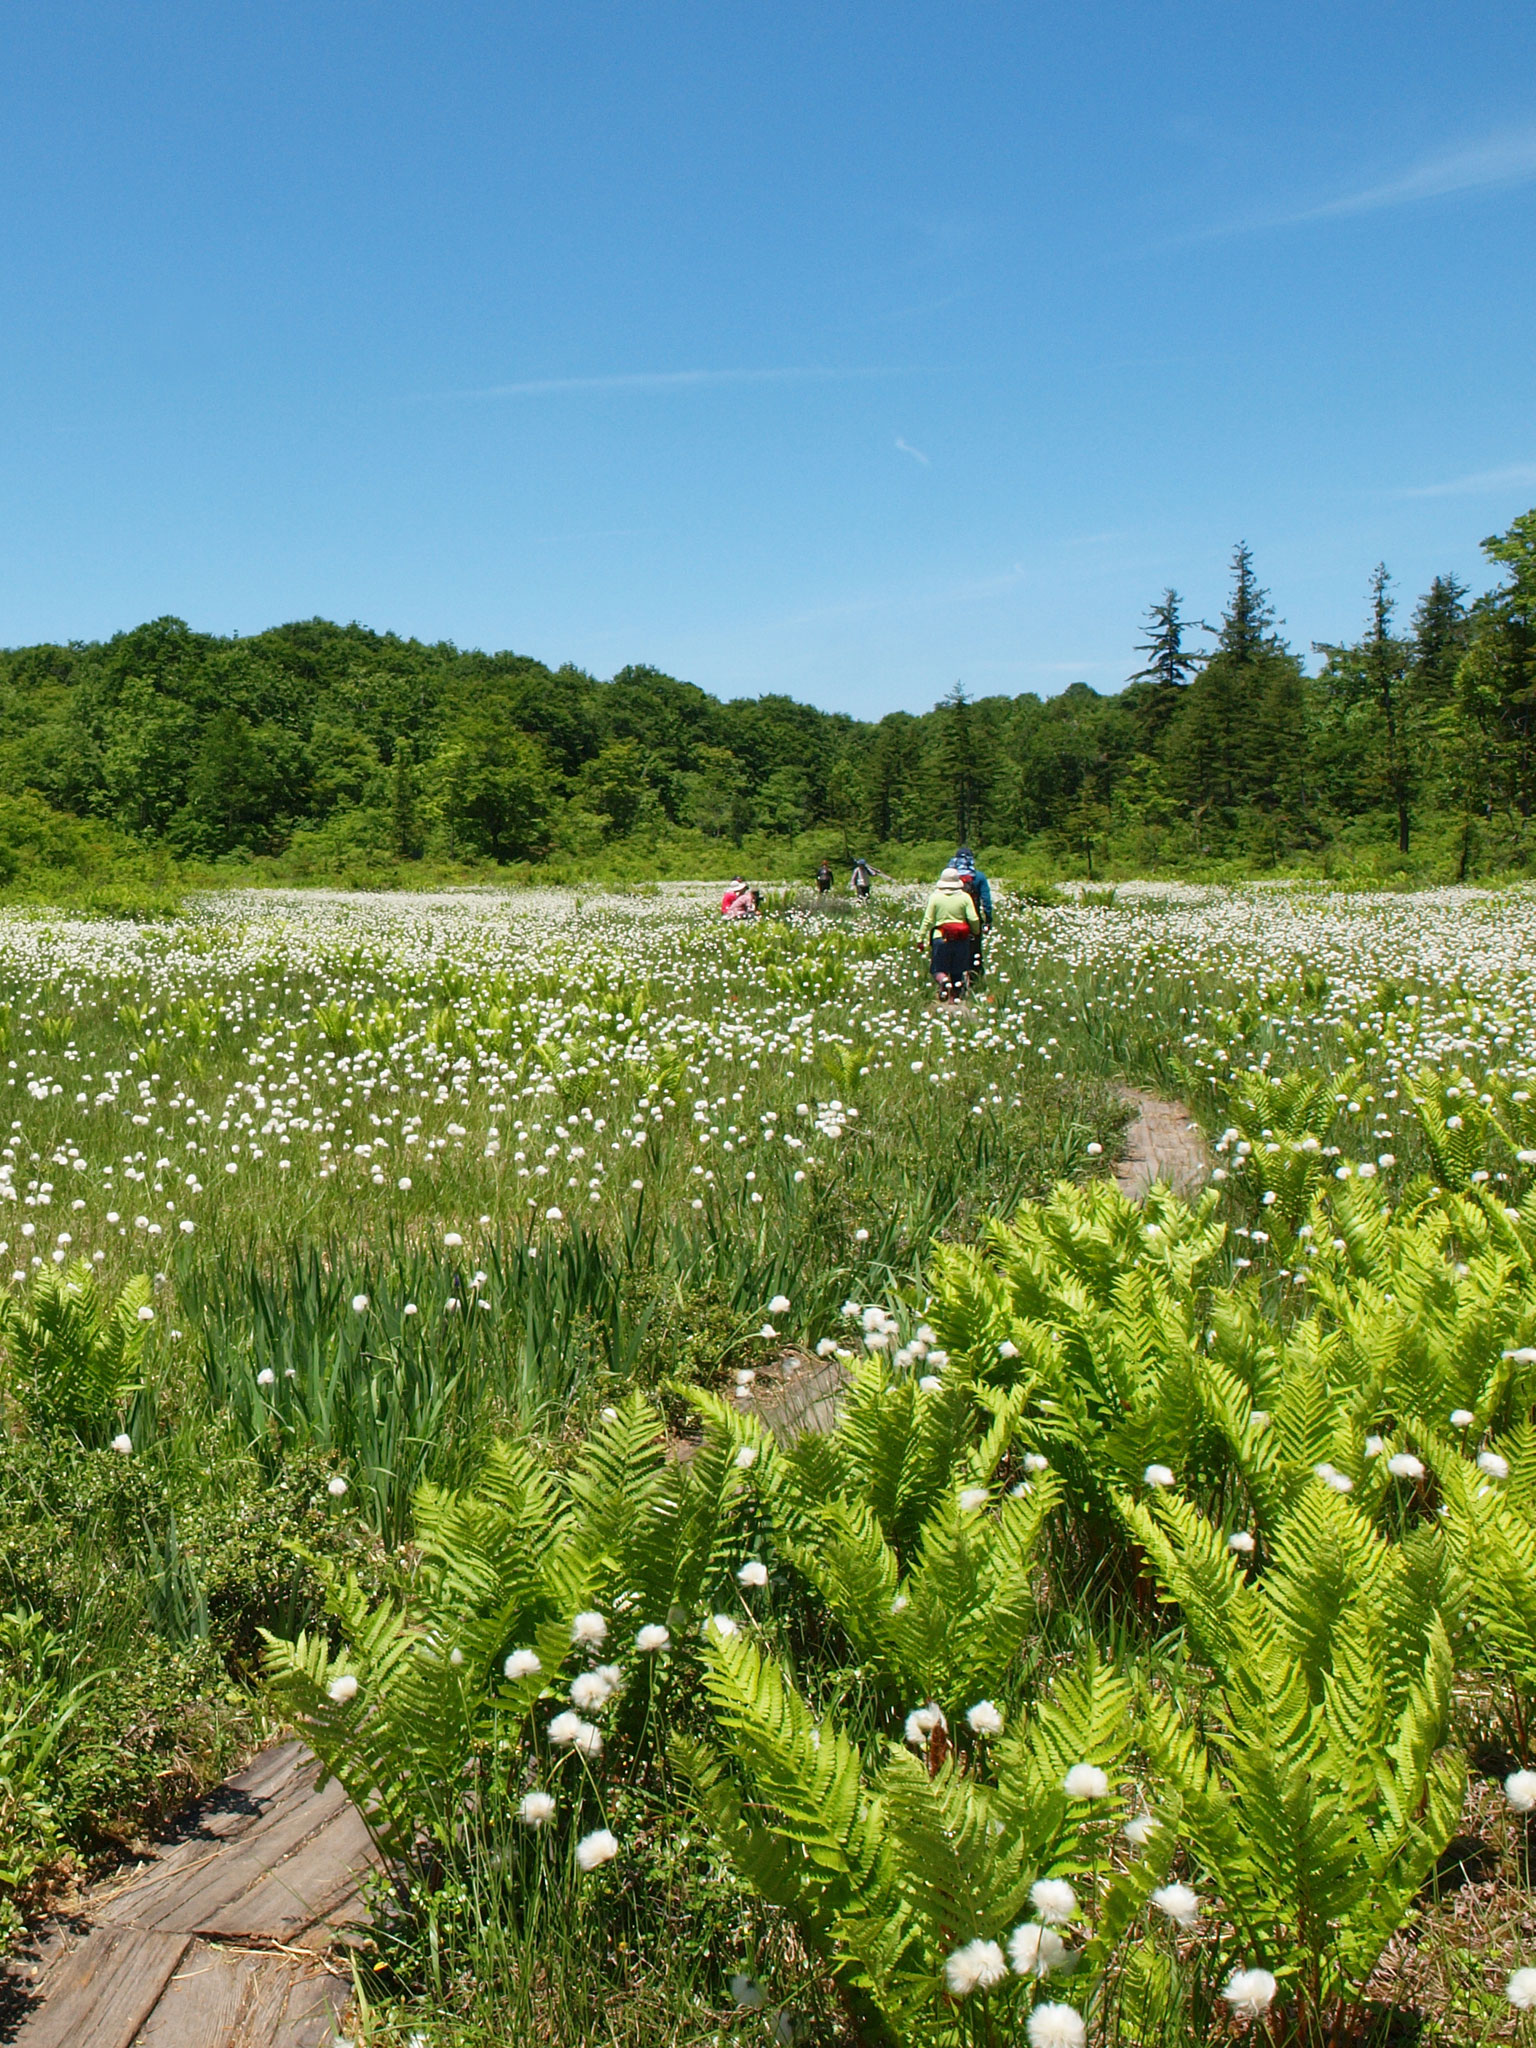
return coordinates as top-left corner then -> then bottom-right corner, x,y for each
262,1149 -> 1536,2044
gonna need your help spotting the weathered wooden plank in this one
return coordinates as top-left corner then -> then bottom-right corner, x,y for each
197,1802 -> 378,1941
14,1747 -> 373,2045
100,1774 -> 355,1935
135,1941 -> 349,2048
11,1927 -> 189,2048
1112,1087 -> 1209,1202
751,1354 -> 848,1442
89,1743 -> 316,1925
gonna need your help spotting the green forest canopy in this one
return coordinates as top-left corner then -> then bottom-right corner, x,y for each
3,504 -> 1535,874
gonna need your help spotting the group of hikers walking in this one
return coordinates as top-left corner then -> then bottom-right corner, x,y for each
815,858 -> 874,898
723,846 -> 994,1003
918,846 -> 992,1000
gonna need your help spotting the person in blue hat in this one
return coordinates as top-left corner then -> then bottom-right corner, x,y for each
951,847 -> 992,979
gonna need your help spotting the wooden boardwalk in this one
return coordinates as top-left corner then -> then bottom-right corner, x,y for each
5,1091 -> 1209,2044
1112,1086 -> 1210,1202
7,1742 -> 377,2048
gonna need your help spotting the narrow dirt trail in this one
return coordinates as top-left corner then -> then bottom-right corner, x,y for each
737,1087 -> 1211,1444
6,1742 -> 376,2048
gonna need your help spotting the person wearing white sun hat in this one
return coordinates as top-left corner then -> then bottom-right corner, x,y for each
919,866 -> 982,1000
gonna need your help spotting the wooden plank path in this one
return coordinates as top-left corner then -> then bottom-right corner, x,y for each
6,1094 -> 1209,2043
1112,1086 -> 1210,1203
6,1742 -> 377,2048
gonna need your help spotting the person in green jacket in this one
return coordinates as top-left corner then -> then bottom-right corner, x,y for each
918,866 -> 982,999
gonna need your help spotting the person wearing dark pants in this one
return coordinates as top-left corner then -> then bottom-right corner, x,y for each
918,865 -> 982,1000
952,845 -> 993,979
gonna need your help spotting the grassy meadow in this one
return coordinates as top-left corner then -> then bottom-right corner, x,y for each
6,879 -> 1536,2044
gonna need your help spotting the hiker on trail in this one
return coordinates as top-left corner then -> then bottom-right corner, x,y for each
815,860 -> 834,894
850,859 -> 874,900
919,865 -> 982,1000
952,845 -> 993,979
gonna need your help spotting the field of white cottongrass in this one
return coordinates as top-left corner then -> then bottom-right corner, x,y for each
9,881 -> 1536,2046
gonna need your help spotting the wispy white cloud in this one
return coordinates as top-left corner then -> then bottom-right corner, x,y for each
1393,461 -> 1536,499
894,436 -> 930,465
1173,126 -> 1536,243
1290,129 -> 1536,222
435,366 -> 902,401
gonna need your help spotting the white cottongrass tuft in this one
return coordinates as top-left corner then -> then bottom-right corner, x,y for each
966,1700 -> 1003,1735
737,1560 -> 769,1587
998,1339 -> 1019,1359
1009,1922 -> 1071,1977
1123,1813 -> 1158,1846
1030,1877 -> 1078,1924
328,1475 -> 349,1497
1509,1968 -> 1536,2009
1143,1463 -> 1174,1489
1227,1529 -> 1255,1553
1313,1462 -> 1354,1493
943,1938 -> 1007,1998
351,1293 -> 369,1313
734,1444 -> 759,1470
1387,1452 -> 1424,1480
1480,1450 -> 1511,1479
636,1624 -> 670,1653
1450,1409 -> 1475,1428
575,1827 -> 618,1871
729,1975 -> 766,2010
959,1487 -> 989,1512
518,1791 -> 555,1825
110,1433 -> 133,1455
504,1649 -> 541,1680
905,1702 -> 947,1746
256,1367 -> 275,1386
1063,1763 -> 1109,1800
768,1294 -> 791,1314
1024,1452 -> 1050,1473
571,1670 -> 616,1712
548,1712 -> 602,1755
328,1673 -> 359,1704
710,1613 -> 740,1637
1150,1882 -> 1200,1928
1026,2002 -> 1086,2048
1364,1435 -> 1384,1458
1506,1770 -> 1536,1813
572,1610 -> 608,1646
1222,1968 -> 1278,2018
918,1374 -> 941,1392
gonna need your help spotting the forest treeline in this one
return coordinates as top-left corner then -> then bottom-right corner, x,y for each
2,503 -> 1534,883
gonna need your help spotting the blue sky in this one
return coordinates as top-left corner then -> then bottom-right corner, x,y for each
1,2 -> 1532,717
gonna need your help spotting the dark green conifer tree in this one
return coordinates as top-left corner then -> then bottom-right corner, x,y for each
391,737 -> 421,860
1363,565 -> 1413,854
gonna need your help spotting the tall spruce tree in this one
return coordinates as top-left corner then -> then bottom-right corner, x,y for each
1164,543 -> 1298,833
1129,589 -> 1206,689
1364,564 -> 1413,854
936,683 -> 984,844
1411,573 -> 1469,704
1216,542 -> 1274,662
